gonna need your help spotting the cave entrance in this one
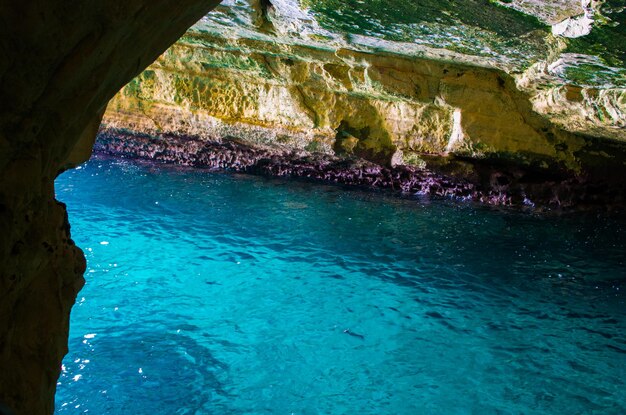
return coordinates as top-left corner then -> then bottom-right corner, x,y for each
333,121 -> 370,156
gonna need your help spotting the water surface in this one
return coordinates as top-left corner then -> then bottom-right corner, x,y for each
55,156 -> 626,414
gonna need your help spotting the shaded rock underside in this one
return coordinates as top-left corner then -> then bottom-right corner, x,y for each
0,1 -> 221,414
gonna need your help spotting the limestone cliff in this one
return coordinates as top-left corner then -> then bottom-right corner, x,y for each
103,0 -> 626,187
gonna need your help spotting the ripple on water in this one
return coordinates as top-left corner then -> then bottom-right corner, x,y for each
55,156 -> 626,414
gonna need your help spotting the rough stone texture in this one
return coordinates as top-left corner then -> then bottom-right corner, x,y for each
104,0 -> 626,186
0,1 -> 221,414
499,0 -> 585,25
96,129 -> 626,211
0,0 -> 625,413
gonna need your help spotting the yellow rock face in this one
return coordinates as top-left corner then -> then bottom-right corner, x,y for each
104,30 -> 623,173
530,85 -> 626,141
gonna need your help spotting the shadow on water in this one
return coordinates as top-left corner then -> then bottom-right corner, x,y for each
57,323 -> 231,414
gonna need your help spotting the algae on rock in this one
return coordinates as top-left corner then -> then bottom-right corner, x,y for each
104,0 -> 626,178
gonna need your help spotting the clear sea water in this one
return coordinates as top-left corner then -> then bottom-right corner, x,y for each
55,156 -> 626,415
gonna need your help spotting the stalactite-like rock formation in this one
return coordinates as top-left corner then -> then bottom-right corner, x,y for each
0,1 -> 220,413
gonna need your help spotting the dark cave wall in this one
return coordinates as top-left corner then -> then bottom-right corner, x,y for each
0,1 -> 221,413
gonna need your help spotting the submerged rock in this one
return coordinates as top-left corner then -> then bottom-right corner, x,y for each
96,129 -> 626,210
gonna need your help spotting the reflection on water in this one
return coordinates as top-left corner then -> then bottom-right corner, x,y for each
56,156 -> 626,414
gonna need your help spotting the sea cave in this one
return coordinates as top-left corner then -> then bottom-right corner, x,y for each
1,1 -> 625,414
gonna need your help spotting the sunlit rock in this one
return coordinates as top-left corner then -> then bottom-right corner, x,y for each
104,0 -> 626,181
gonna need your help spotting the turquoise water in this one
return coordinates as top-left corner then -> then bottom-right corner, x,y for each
55,156 -> 626,414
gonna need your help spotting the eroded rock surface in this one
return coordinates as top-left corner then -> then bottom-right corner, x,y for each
1,0 -> 625,413
103,0 -> 626,207
0,1 -> 220,413
97,129 -> 626,210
